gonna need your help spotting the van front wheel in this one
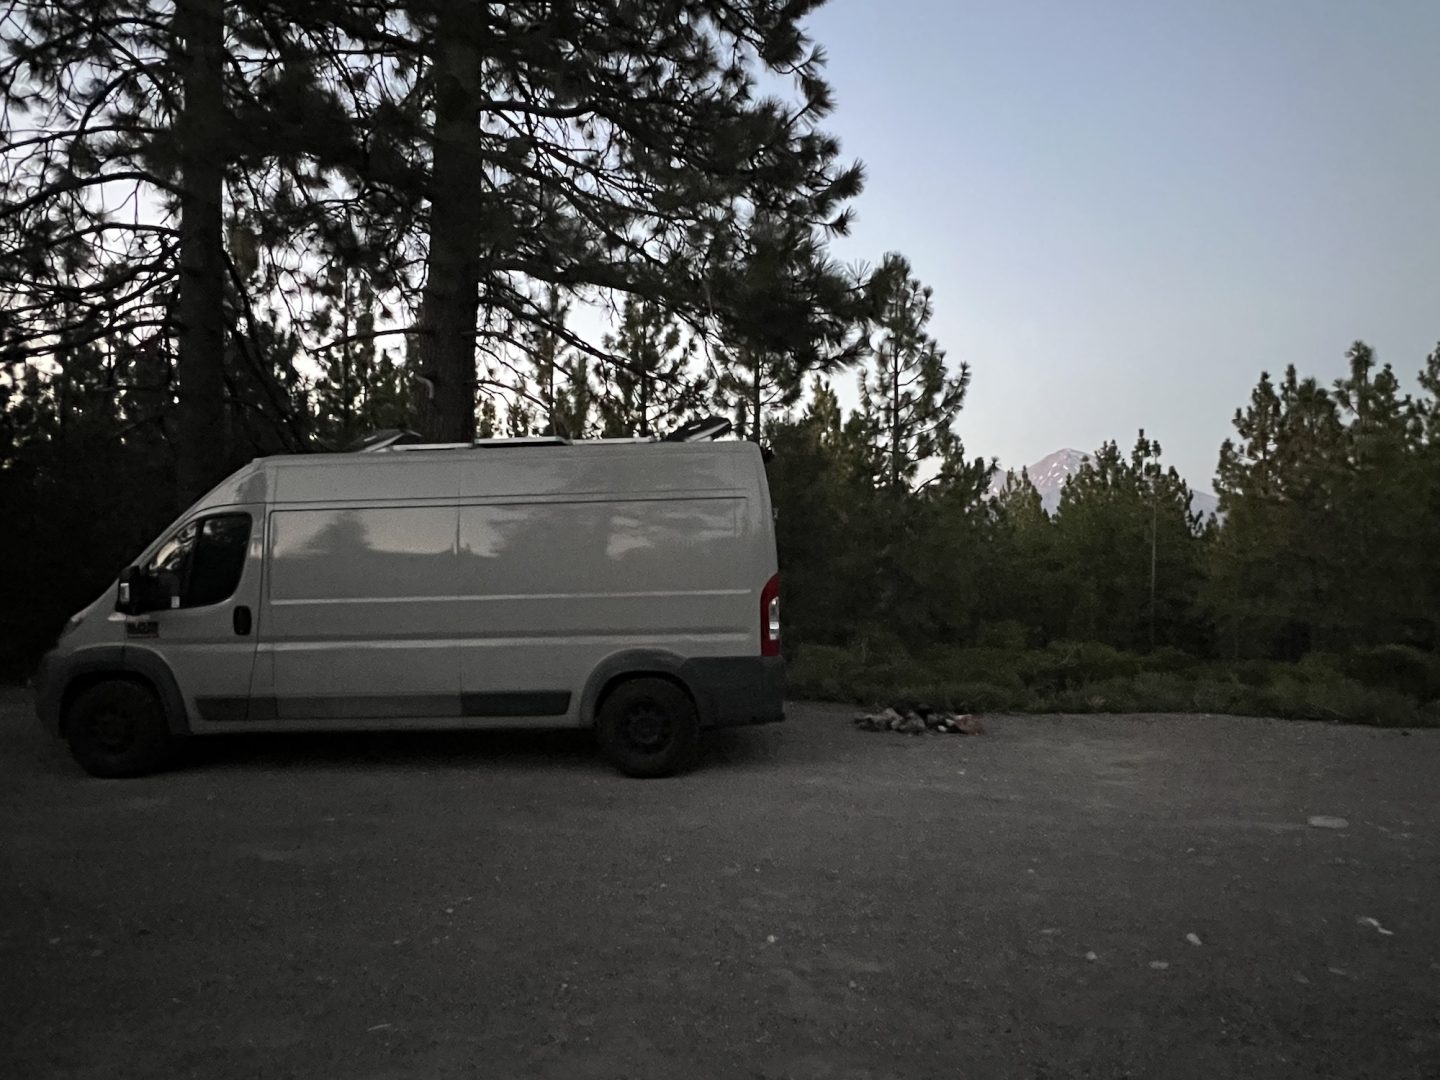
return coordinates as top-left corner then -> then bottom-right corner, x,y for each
65,681 -> 174,778
596,678 -> 700,778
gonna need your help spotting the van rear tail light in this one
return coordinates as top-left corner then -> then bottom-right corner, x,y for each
760,573 -> 781,657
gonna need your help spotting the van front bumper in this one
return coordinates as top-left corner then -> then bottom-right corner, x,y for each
681,656 -> 785,728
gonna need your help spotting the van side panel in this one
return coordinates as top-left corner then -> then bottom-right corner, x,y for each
455,445 -> 736,501
238,443 -> 781,731
453,496 -> 752,722
263,505 -> 461,718
274,458 -> 458,502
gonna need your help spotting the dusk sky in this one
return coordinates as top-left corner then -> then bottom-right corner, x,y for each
807,0 -> 1440,490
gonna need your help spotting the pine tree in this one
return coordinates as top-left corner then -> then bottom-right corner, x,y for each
600,297 -> 705,438
477,395 -> 498,439
762,379 -> 875,645
1207,344 -> 1440,656
553,354 -> 596,442
856,255 -> 969,491
517,286 -> 580,437
1209,365 -> 1348,655
978,469 -> 1061,644
310,271 -> 410,447
1415,344 -> 1440,646
1,0 -> 352,500
1053,434 -> 1203,651
835,256 -> 970,635
1328,342 -> 1425,644
301,1 -> 869,443
708,211 -> 870,441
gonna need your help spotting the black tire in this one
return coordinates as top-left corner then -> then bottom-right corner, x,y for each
596,677 -> 700,778
65,681 -> 174,778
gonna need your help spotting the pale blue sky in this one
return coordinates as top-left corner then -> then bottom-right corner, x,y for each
808,0 -> 1440,489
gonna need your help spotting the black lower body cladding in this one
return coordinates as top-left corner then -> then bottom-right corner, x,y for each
681,656 -> 785,728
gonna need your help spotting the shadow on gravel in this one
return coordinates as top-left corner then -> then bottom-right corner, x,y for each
3,681 -> 793,779
177,727 -> 602,774
169,725 -> 789,777
693,725 -> 789,772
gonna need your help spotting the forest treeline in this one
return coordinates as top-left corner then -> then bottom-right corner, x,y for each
2,3 -> 1438,721
773,341 -> 1440,662
769,342 -> 1440,726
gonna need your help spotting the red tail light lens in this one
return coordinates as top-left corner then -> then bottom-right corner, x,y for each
760,573 -> 781,657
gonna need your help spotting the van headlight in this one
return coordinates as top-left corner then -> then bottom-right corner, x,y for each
58,613 -> 83,640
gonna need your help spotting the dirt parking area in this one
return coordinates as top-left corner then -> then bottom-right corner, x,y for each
2,688 -> 1438,1079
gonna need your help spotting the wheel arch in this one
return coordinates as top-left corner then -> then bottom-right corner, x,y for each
54,648 -> 191,737
579,650 -> 705,728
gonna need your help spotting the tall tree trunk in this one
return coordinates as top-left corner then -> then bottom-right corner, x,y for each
890,346 -> 900,489
639,367 -> 650,437
341,269 -> 353,441
414,13 -> 483,442
545,343 -> 555,435
751,353 -> 762,443
174,0 -> 227,508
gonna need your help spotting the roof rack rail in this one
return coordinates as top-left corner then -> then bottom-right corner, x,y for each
347,422 -> 733,452
662,415 -> 732,443
349,428 -> 425,453
347,430 -> 574,453
470,435 -> 570,447
385,436 -> 570,452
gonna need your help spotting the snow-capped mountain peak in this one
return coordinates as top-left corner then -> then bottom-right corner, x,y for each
989,447 -> 1218,518
1024,448 -> 1091,494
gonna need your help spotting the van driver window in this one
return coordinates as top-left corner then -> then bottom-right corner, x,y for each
145,513 -> 251,608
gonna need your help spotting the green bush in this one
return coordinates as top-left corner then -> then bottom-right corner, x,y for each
1257,675 -> 1419,727
1039,640 -> 1142,690
1187,678 -> 1257,715
1140,647 -> 1201,675
1229,658 -> 1279,688
1295,652 -> 1349,684
934,682 -> 1016,712
977,620 -> 1031,651
785,641 -> 1437,728
850,628 -> 909,665
915,646 -> 1029,691
1339,645 -> 1440,702
1041,679 -> 1142,713
1128,671 -> 1207,711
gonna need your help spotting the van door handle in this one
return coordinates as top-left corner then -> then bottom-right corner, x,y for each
233,605 -> 252,636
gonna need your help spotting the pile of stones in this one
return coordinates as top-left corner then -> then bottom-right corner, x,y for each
853,706 -> 985,736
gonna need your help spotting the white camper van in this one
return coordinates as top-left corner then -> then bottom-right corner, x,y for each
36,429 -> 784,779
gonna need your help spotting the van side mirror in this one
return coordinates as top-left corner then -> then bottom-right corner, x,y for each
117,566 -> 177,615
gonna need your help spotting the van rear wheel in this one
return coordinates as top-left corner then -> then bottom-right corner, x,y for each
65,681 -> 174,778
596,678 -> 700,778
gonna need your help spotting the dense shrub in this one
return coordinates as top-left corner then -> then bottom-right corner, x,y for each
1037,640 -> 1142,690
1139,647 -> 1202,675
786,641 -> 1437,728
1338,645 -> 1440,703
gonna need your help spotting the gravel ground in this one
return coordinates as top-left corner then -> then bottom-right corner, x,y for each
2,687 -> 1438,1079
